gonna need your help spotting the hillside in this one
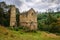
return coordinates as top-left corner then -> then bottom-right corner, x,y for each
0,26 -> 60,40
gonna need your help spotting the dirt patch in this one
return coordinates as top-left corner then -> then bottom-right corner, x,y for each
42,32 -> 60,38
46,33 -> 60,38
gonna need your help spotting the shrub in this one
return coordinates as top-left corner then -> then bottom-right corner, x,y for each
4,32 -> 8,35
10,34 -> 14,38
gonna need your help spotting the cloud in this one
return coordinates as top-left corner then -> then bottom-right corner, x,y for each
0,0 -> 60,12
0,0 -> 3,2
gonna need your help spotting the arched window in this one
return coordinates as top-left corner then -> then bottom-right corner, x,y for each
32,12 -> 33,15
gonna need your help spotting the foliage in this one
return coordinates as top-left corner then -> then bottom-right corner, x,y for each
0,2 -> 20,27
37,12 -> 60,33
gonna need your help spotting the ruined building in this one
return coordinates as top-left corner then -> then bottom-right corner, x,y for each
9,5 -> 16,27
19,8 -> 37,30
9,6 -> 37,30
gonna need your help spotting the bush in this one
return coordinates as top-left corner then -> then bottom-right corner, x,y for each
38,21 -> 60,33
10,34 -> 14,38
50,25 -> 60,33
4,32 -> 8,35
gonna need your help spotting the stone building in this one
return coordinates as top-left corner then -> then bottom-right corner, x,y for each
19,8 -> 37,30
9,5 -> 37,30
9,5 -> 16,27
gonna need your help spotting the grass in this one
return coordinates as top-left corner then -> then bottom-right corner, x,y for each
0,26 -> 60,40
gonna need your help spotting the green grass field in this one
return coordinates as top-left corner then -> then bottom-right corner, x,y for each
0,26 -> 60,40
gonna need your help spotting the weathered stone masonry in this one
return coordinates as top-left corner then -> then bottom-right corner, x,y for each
10,5 -> 16,27
9,6 -> 37,30
19,8 -> 37,30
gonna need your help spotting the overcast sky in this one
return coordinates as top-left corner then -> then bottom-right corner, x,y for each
0,0 -> 60,12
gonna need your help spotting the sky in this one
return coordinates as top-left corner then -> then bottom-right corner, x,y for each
0,0 -> 60,12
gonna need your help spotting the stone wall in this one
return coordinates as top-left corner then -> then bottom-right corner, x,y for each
9,6 -> 37,30
19,8 -> 37,30
10,5 -> 16,27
